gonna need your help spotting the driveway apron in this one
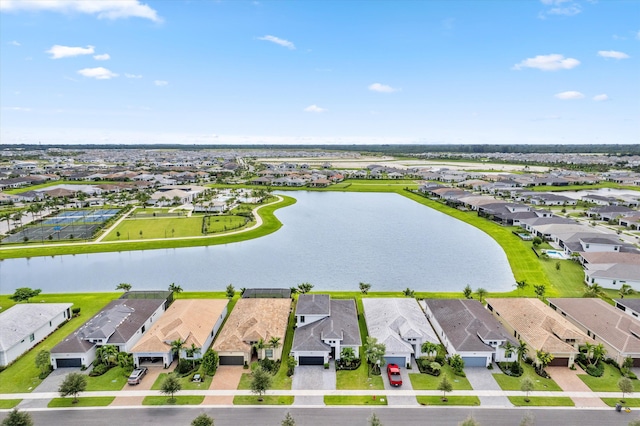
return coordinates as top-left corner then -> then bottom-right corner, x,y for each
465,365 -> 512,407
292,364 -> 336,405
18,367 -> 82,409
202,366 -> 244,405
547,366 -> 607,408
381,360 -> 419,406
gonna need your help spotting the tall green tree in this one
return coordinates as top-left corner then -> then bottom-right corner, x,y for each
535,350 -> 554,373
619,283 -> 635,299
1,409 -> 33,426
225,284 -> 235,298
584,282 -> 604,298
160,373 -> 182,402
421,342 -> 439,360
96,344 -> 118,366
9,287 -> 42,303
475,288 -> 487,303
58,372 -> 87,403
169,283 -> 183,294
463,284 -> 473,299
364,336 -> 386,374
250,366 -> 272,399
516,340 -> 528,366
533,284 -> 546,300
201,349 -> 220,376
191,414 -> 214,426
281,412 -> 296,426
35,350 -> 51,379
619,377 -> 634,401
340,347 -> 357,367
170,338 -> 185,363
514,280 -> 528,296
116,283 -> 132,292
359,282 -> 371,294
521,377 -> 534,402
437,375 -> 453,400
297,282 -> 314,294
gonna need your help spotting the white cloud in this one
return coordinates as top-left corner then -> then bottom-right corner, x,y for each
47,44 -> 94,59
257,35 -> 295,50
154,80 -> 168,86
125,73 -> 142,79
93,53 -> 110,61
304,105 -> 326,113
368,83 -> 400,93
539,0 -> 582,18
0,0 -> 162,22
554,91 -> 585,100
593,94 -> 609,102
512,54 -> 580,71
77,67 -> 118,79
8,40 -> 20,46
597,50 -> 630,59
4,106 -> 31,112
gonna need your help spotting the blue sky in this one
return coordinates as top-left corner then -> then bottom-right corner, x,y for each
1,0 -> 638,145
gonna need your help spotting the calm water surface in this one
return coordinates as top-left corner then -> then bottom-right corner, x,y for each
0,192 -> 515,293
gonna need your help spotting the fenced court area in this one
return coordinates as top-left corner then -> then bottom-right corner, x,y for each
1,208 -> 121,243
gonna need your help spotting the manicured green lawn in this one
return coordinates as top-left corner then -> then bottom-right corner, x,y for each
492,363 -> 561,391
233,395 -> 293,405
0,293 -> 118,393
409,366 -> 472,391
142,396 -> 204,405
578,362 -> 640,392
85,366 -> 129,391
151,372 -> 213,391
104,216 -> 204,240
204,215 -> 251,234
601,398 -> 640,407
0,400 -> 21,409
0,195 -> 296,259
538,258 -> 586,298
416,396 -> 480,406
336,365 -> 384,391
324,395 -> 388,405
508,396 -> 574,406
48,397 -> 115,407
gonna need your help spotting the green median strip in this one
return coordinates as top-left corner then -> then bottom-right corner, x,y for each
48,397 -> 114,407
416,396 -> 480,406
324,395 -> 388,405
601,398 -> 640,407
142,396 -> 204,406
508,396 -> 574,407
0,400 -> 21,409
233,396 -> 293,405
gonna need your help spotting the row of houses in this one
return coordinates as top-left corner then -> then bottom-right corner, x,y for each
5,293 -> 640,373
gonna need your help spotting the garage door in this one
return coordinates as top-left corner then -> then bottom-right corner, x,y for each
548,357 -> 568,367
56,358 -> 82,368
384,357 -> 406,367
462,357 -> 487,367
633,358 -> 640,368
299,356 -> 324,366
219,356 -> 244,366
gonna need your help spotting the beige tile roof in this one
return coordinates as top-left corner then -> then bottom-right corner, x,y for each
213,298 -> 291,353
486,298 -> 594,355
131,299 -> 228,353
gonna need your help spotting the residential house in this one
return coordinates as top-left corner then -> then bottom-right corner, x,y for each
51,298 -> 167,369
422,299 -> 516,367
549,298 -> 640,367
213,298 -> 291,365
362,298 -> 438,367
485,298 -> 594,367
615,299 -> 640,319
131,299 -> 228,368
291,295 -> 361,365
0,303 -> 72,367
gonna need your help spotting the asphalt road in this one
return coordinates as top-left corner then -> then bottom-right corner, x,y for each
1,406 -> 635,426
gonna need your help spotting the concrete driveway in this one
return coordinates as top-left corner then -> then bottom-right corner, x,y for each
465,366 -> 511,407
547,366 -> 607,408
111,364 -> 169,406
292,364 -> 336,405
18,367 -> 82,409
381,360 -> 418,406
202,366 -> 245,405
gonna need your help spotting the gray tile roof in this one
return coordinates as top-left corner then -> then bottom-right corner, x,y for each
0,303 -> 72,351
362,298 -> 438,354
292,299 -> 361,353
616,299 -> 640,313
423,299 -> 515,353
52,299 -> 164,354
296,294 -> 331,316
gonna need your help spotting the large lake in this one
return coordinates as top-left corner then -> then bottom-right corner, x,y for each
0,192 -> 515,294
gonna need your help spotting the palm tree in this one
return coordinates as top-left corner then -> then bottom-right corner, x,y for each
170,338 -> 185,363
475,287 -> 488,303
168,283 -> 183,294
584,282 -> 604,298
253,338 -> 266,359
185,343 -> 201,368
502,341 -> 515,360
516,340 -> 528,366
619,283 -> 635,299
0,212 -> 12,234
421,341 -> 439,360
514,280 -> 528,296
583,342 -> 595,365
269,336 -> 281,350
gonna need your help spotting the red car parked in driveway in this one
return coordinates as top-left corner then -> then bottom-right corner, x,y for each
387,363 -> 402,387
